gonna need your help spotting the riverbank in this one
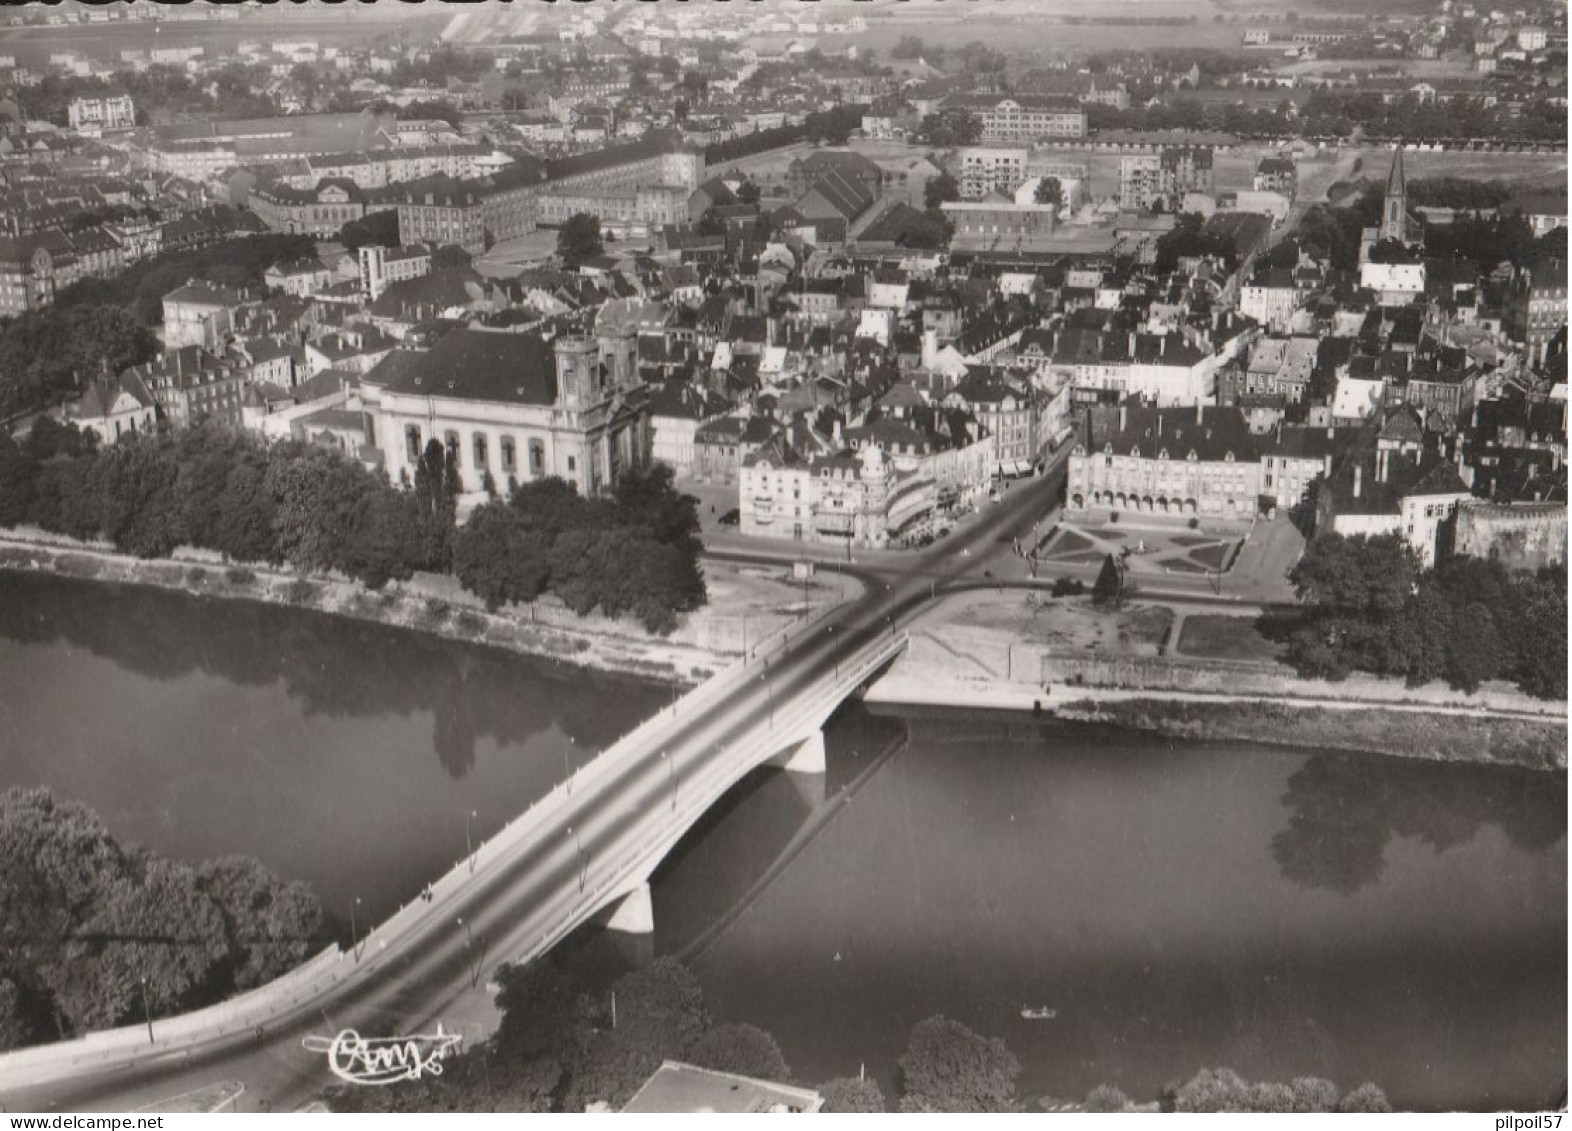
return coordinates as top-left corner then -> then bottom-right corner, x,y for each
0,529 -> 862,687
865,590 -> 1567,770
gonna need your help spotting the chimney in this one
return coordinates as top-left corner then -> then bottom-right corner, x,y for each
1119,403 -> 1127,432
1195,401 -> 1203,424
922,327 -> 938,370
1353,463 -> 1362,498
1128,332 -> 1136,356
1160,335 -> 1167,357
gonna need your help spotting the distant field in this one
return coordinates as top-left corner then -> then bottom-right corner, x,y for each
0,12 -> 446,67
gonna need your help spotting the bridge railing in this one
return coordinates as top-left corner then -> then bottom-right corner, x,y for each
503,631 -> 912,972
0,590 -> 856,1092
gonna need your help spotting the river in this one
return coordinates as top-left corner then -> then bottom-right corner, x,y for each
0,573 -> 1563,1111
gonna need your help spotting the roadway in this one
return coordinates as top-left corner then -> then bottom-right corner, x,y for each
3,459 -> 1069,1114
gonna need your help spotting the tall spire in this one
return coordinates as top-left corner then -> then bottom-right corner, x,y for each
1385,143 -> 1407,199
1379,144 -> 1409,245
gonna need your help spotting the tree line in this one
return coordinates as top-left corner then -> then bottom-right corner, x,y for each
55,231 -> 318,326
0,421 -> 708,634
703,104 -> 868,166
324,952 -> 1391,1112
0,787 -> 323,1052
1279,533 -> 1565,698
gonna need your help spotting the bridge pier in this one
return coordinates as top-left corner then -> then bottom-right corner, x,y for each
769,728 -> 826,775
600,883 -> 654,936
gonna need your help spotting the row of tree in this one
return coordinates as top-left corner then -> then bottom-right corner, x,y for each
324,952 -> 1393,1113
0,421 -> 709,634
54,231 -> 317,326
0,787 -> 323,1051
0,420 -> 455,589
1282,533 -> 1566,698
702,104 -> 868,166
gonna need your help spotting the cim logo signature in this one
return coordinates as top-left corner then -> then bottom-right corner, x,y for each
302,1024 -> 463,1086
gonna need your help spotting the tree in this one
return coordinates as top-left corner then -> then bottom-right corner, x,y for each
897,1016 -> 1020,1113
918,110 -> 982,149
819,1076 -> 886,1112
557,213 -> 604,269
1092,553 -> 1122,605
431,244 -> 473,270
1084,1085 -> 1130,1112
891,35 -> 929,60
1034,176 -> 1067,211
1338,1083 -> 1392,1113
1174,1068 -> 1254,1112
1290,533 -> 1415,620
687,1023 -> 790,1082
924,172 -> 960,212
1289,1077 -> 1341,1113
564,958 -> 710,1111
736,181 -> 761,206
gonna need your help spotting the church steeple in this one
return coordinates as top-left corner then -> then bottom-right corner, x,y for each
1379,144 -> 1409,244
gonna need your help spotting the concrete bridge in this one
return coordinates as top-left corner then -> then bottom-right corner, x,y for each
0,609 -> 908,1109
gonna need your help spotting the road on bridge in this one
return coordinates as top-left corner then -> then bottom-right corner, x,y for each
2,461 -> 1067,1114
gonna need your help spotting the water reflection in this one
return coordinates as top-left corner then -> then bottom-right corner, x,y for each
0,572 -> 644,779
1273,752 -> 1568,894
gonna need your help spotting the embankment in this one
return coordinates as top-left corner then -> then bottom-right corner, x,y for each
0,529 -> 858,687
866,629 -> 1567,770
1054,697 -> 1566,771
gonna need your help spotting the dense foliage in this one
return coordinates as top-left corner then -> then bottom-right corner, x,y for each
55,233 -> 318,325
1160,1068 -> 1391,1114
327,958 -> 776,1113
0,787 -> 322,1051
452,465 -> 706,634
336,210 -> 401,251
1280,533 -> 1565,698
555,213 -> 604,269
702,104 -> 867,165
0,306 -> 158,423
1,420 -> 709,633
916,109 -> 983,149
0,422 -> 449,588
897,1015 -> 1021,1112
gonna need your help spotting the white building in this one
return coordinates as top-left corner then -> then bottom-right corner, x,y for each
68,94 -> 135,133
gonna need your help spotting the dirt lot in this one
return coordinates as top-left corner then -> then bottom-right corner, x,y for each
943,590 -> 1176,657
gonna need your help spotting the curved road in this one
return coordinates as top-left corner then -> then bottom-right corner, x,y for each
4,465 -> 1068,1114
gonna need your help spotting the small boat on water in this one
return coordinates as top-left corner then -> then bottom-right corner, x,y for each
1020,1006 -> 1057,1021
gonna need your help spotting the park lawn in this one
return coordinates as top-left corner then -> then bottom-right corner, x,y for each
1189,541 -> 1235,570
1176,614 -> 1288,664
1045,529 -> 1096,558
1164,557 -> 1208,574
1169,534 -> 1215,548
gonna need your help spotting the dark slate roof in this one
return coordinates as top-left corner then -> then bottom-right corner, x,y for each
365,331 -> 558,405
1093,405 -> 1259,464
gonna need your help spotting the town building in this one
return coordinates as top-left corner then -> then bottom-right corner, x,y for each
361,326 -> 651,498
68,94 -> 135,133
62,370 -> 157,442
1066,403 -> 1263,521
944,94 -> 1088,143
1120,147 -> 1215,210
359,243 -> 433,301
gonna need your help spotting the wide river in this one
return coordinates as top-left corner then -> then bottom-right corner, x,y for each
0,573 -> 1564,1111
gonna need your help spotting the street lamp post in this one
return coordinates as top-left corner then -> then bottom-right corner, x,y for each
661,750 -> 676,812
760,668 -> 774,728
350,896 -> 364,963
827,625 -> 839,680
567,826 -> 585,893
466,809 -> 478,874
139,977 -> 154,1046
565,736 -> 576,794
457,917 -> 487,991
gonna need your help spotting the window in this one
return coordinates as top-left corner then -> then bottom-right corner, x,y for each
405,424 -> 422,462
501,435 -> 516,473
567,455 -> 576,473
529,439 -> 545,475
445,431 -> 461,466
